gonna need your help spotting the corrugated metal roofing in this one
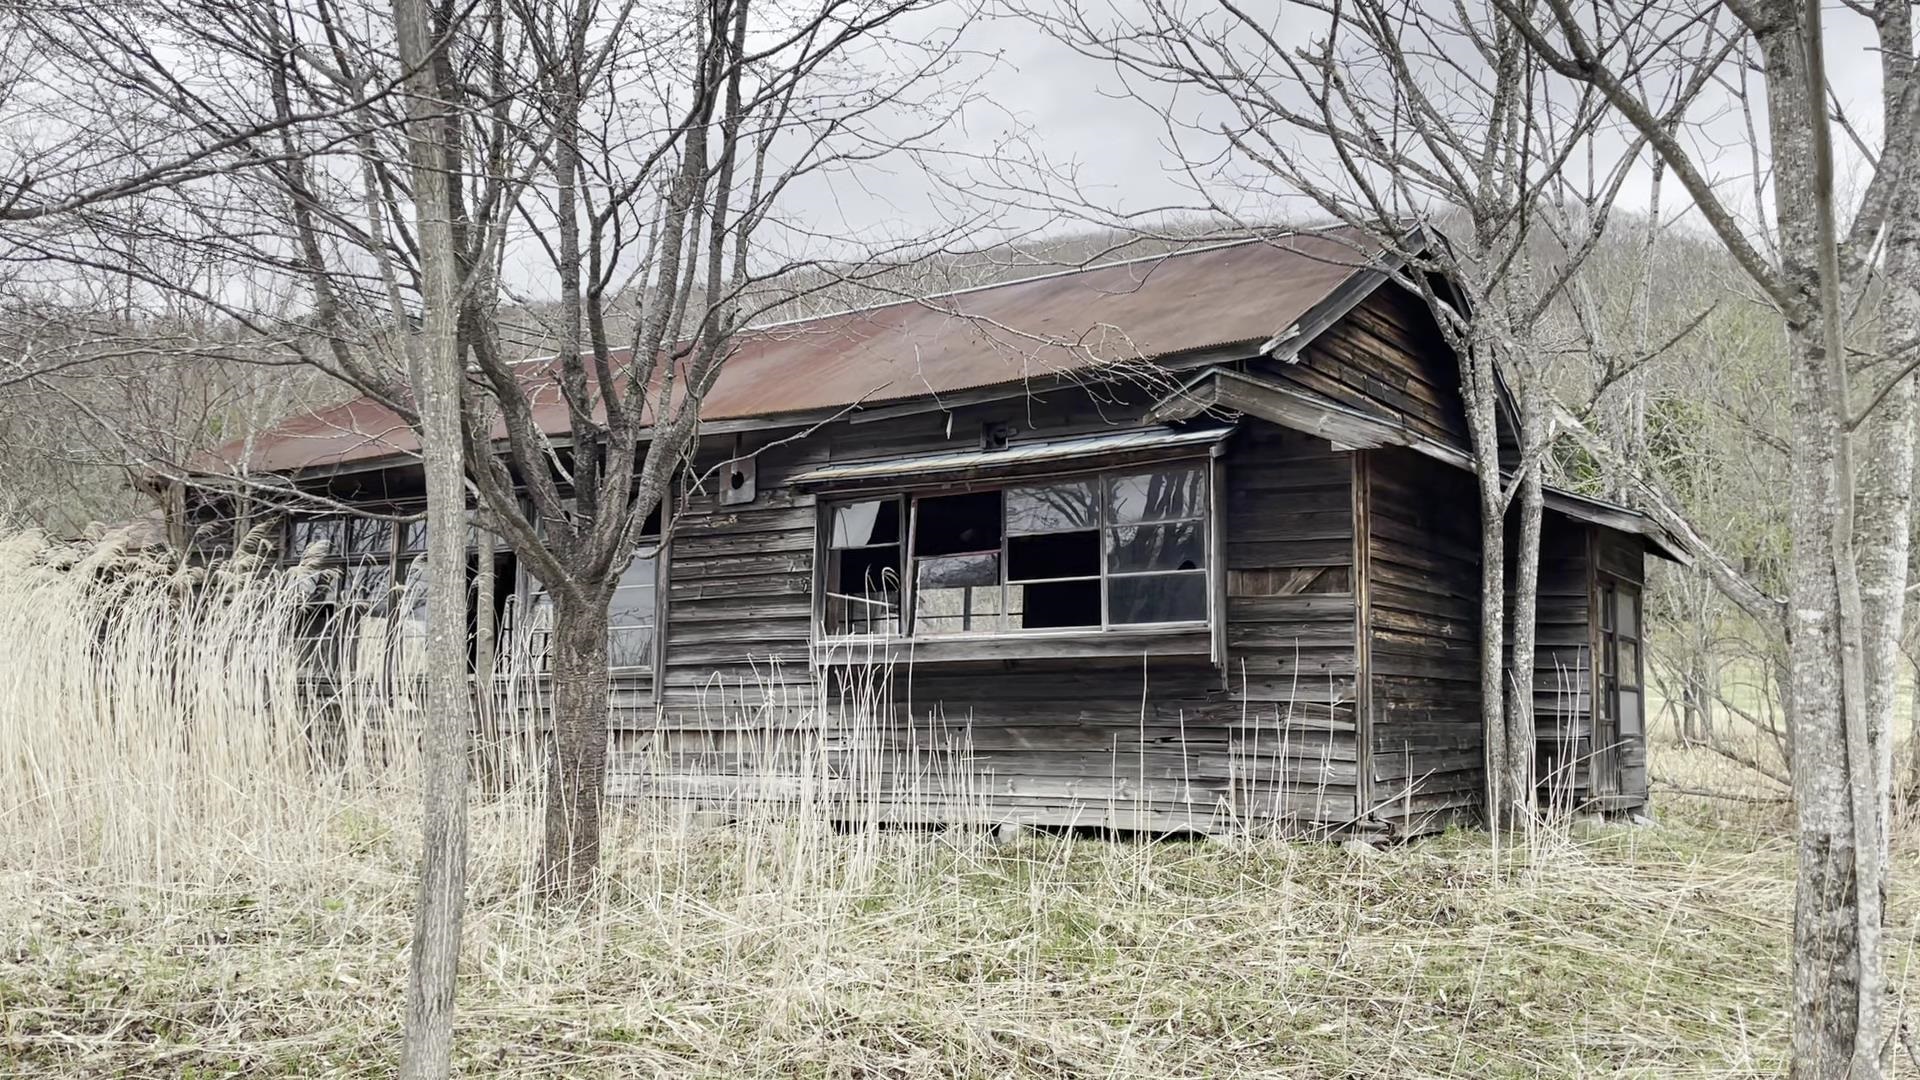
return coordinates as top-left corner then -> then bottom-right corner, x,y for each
216,229 -> 1383,474
786,425 -> 1233,487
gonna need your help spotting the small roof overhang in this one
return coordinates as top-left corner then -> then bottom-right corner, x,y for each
1148,366 -> 1472,469
1148,366 -> 1690,565
787,425 -> 1234,492
1542,488 -> 1692,566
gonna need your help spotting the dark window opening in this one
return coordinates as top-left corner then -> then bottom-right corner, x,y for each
1012,579 -> 1101,628
913,491 -> 1002,557
1007,531 -> 1099,581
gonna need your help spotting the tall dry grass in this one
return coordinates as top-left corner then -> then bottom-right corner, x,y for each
0,530 -> 1911,1077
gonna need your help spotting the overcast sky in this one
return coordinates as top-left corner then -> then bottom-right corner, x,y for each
765,1 -> 1905,268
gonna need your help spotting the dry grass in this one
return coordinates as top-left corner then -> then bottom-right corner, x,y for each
1,532 -> 1916,1078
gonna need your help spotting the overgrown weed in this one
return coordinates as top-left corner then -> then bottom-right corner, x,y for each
0,530 -> 1909,1078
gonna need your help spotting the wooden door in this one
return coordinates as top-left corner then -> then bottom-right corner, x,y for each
1595,577 -> 1645,802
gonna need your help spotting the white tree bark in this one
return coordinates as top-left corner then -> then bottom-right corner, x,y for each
1765,4 -> 1884,1073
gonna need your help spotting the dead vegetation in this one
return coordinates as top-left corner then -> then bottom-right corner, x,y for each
0,532 -> 1913,1079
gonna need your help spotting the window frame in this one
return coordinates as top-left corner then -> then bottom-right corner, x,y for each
814,458 -> 1218,649
1597,576 -> 1645,744
280,507 -> 420,679
515,497 -> 668,679
820,495 -> 908,638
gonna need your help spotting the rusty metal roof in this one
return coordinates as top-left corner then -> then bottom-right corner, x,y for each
216,230 -> 1384,475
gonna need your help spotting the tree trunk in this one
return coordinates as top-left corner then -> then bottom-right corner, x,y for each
539,591 -> 611,897
1506,457 -> 1544,825
1909,655 -> 1920,794
1464,350 -> 1515,835
1862,0 -> 1919,831
392,0 -> 472,1072
1857,354 -> 1912,847
1759,7 -> 1885,1075
1683,646 -> 1713,744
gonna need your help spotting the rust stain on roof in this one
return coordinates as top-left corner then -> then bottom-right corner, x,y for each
217,230 -> 1382,474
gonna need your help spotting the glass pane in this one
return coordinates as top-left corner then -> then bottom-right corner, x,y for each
1009,579 -> 1102,629
342,564 -> 392,606
1006,479 -> 1098,534
1107,522 -> 1206,573
399,560 -> 428,625
609,625 -> 653,669
1616,589 -> 1639,638
1106,466 -> 1205,524
1008,531 -> 1099,581
616,552 -> 656,591
300,570 -> 342,605
1617,689 -> 1643,737
345,517 -> 394,557
912,491 -> 1002,557
290,517 -> 345,558
610,585 -> 655,627
1618,641 -> 1641,689
401,519 -> 428,554
916,552 -> 999,589
915,582 -> 1005,636
1108,572 -> 1208,624
830,499 -> 900,548
1599,586 -> 1615,631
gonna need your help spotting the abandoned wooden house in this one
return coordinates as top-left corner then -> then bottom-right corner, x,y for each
196,231 -> 1685,836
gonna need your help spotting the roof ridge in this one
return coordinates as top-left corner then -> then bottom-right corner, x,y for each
741,228 -> 1371,333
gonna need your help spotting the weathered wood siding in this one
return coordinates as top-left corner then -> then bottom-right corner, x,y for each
1221,423 -> 1361,825
606,385 -> 1371,832
1529,516 -> 1597,807
1363,448 -> 1484,832
1261,287 -> 1471,449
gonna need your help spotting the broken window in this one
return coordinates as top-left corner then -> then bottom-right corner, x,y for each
913,491 -> 1004,635
818,462 -> 1213,641
1005,478 -> 1100,629
825,497 -> 904,635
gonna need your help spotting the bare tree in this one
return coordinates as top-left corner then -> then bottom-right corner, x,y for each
1486,0 -> 1920,1073
386,0 -> 473,1069
6,0 -> 983,901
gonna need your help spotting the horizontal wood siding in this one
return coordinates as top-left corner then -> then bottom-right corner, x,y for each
1528,516 -> 1597,807
1221,425 -> 1361,824
661,431 -> 819,716
624,389 -> 1252,831
1263,287 -> 1471,452
607,397 -> 1374,832
1365,448 -> 1483,832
